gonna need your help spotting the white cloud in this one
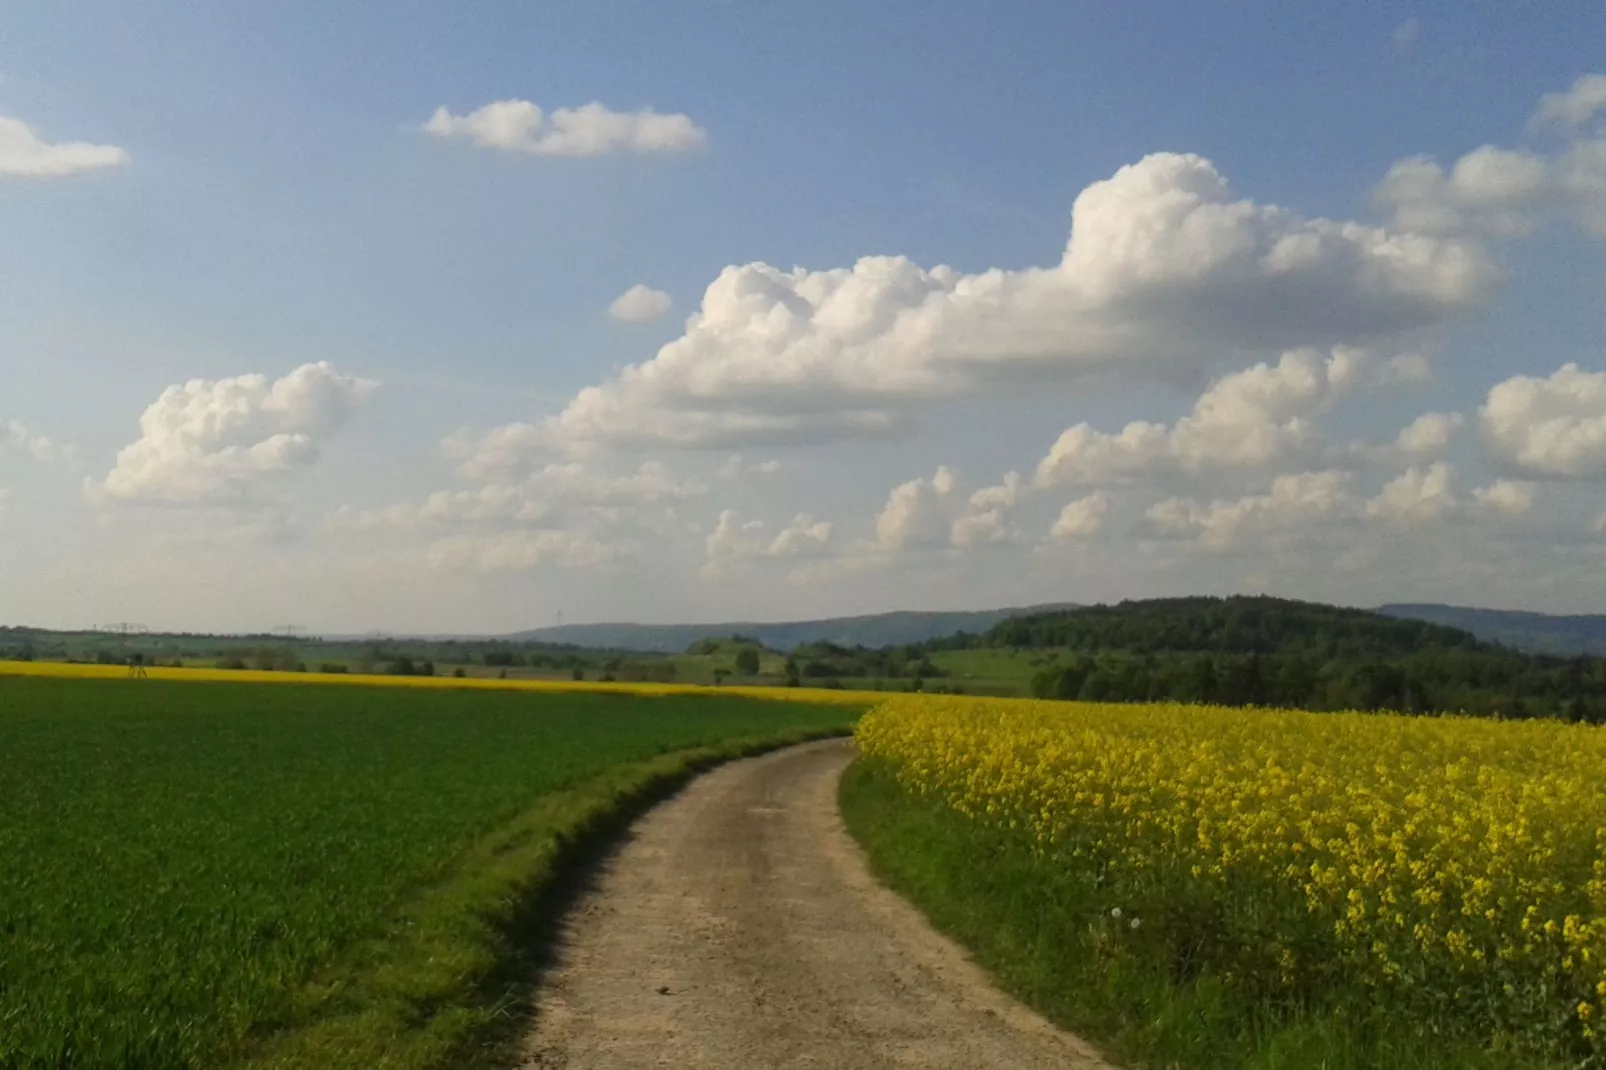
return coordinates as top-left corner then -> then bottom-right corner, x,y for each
1375,146 -> 1554,237
96,363 -> 378,505
608,284 -> 673,324
1375,76 -> 1606,240
519,152 -> 1489,453
1529,73 -> 1606,133
766,514 -> 833,557
331,485 -> 550,532
717,454 -> 782,480
1050,492 -> 1110,539
334,461 -> 705,532
1480,363 -> 1606,478
950,472 -> 1027,547
426,529 -> 631,572
0,115 -> 127,178
2,420 -> 70,467
874,466 -> 957,550
1147,471 -> 1356,549
1391,18 -> 1422,54
443,422 -> 548,483
1393,411 -> 1464,459
1472,479 -> 1536,517
422,100 -> 705,157
1034,348 -> 1370,487
1563,138 -> 1606,236
1366,462 -> 1458,522
703,509 -> 831,576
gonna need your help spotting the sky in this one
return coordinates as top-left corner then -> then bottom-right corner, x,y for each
4,1 -> 1606,634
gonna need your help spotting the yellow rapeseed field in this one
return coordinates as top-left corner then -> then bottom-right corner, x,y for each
855,695 -> 1606,1058
0,658 -> 875,706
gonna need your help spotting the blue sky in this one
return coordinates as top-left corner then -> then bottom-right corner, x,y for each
3,2 -> 1606,633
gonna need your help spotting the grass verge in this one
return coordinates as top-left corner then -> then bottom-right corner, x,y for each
229,727 -> 849,1070
838,757 -> 1559,1070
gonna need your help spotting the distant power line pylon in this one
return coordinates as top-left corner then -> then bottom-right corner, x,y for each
273,625 -> 307,639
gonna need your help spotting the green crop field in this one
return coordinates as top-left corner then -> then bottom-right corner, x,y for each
926,647 -> 1051,695
0,676 -> 853,1070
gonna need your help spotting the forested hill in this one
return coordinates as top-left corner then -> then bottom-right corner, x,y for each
918,596 -> 1605,722
960,596 -> 1482,658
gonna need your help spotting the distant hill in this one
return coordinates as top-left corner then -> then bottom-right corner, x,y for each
949,596 -> 1484,658
916,595 -> 1606,720
1378,604 -> 1606,657
509,603 -> 1080,653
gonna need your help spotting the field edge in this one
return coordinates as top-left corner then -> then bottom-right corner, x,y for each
228,724 -> 854,1070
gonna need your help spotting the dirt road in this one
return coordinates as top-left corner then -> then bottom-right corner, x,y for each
519,738 -> 1112,1069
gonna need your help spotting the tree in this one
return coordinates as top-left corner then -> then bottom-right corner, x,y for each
734,647 -> 761,676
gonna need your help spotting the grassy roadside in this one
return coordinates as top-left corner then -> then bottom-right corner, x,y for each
838,757 -> 1556,1070
227,725 -> 852,1070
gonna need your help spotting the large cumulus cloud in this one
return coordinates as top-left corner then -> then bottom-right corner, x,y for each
461,152 -> 1491,462
96,363 -> 377,505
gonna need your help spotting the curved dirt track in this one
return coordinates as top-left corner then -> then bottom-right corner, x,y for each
518,738 -> 1112,1069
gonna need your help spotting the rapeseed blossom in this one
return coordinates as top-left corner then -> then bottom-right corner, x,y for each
856,695 -> 1606,1059
0,658 -> 874,706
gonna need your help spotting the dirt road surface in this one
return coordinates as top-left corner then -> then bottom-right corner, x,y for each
518,738 -> 1112,1069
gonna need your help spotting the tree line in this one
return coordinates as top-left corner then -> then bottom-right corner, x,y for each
920,596 -> 1606,722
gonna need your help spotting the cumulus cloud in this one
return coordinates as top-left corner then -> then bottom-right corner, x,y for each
1144,461 -> 1518,549
1147,471 -> 1357,550
423,100 -> 705,157
1376,143 -> 1606,240
950,472 -> 1027,547
1564,139 -> 1606,236
426,529 -> 631,572
874,466 -> 958,550
1472,479 -> 1536,517
97,363 -> 378,505
1393,411 -> 1465,459
1035,348 -> 1383,487
1480,363 -> 1606,478
608,284 -> 673,324
442,422 -> 549,483
1375,146 -> 1554,237
703,509 -> 831,576
0,115 -> 127,177
510,152 -> 1489,453
1365,463 -> 1458,522
717,454 -> 783,480
1530,73 -> 1606,133
2,420 -> 70,467
1375,76 -> 1606,239
1050,492 -> 1110,539
334,461 -> 705,532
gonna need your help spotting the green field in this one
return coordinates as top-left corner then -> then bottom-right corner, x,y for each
0,677 -> 852,1070
926,647 -> 1049,694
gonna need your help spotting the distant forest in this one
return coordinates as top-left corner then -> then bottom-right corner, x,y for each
917,596 -> 1606,722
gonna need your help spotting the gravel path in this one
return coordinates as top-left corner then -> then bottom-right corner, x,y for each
518,738 -> 1113,1069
